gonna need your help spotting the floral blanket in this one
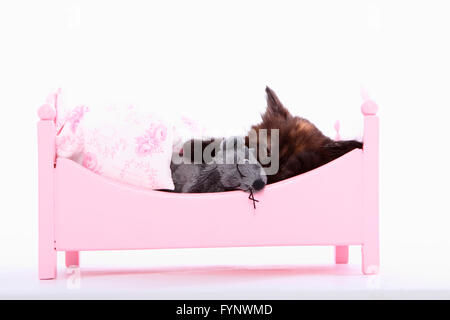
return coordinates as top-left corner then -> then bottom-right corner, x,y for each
47,89 -> 205,190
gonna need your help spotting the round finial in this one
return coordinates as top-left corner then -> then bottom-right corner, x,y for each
334,120 -> 341,141
361,99 -> 378,115
38,103 -> 56,121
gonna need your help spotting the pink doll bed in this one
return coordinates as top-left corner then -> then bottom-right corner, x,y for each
37,98 -> 379,279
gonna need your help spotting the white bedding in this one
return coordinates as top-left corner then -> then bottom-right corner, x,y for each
50,89 -> 206,190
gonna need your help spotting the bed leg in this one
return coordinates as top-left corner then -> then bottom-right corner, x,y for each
362,244 -> 379,275
39,244 -> 57,280
335,246 -> 349,264
65,251 -> 80,267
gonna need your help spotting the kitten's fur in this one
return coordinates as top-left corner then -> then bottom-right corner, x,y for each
248,87 -> 362,184
183,87 -> 362,184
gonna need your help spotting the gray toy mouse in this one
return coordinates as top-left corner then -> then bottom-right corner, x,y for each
170,137 -> 267,194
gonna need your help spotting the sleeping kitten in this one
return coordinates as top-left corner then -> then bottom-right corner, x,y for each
182,87 -> 362,184
248,87 -> 362,184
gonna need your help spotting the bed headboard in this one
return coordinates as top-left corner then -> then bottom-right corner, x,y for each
37,101 -> 57,278
361,97 -> 379,274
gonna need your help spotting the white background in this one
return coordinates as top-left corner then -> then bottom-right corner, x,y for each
1,0 -> 449,299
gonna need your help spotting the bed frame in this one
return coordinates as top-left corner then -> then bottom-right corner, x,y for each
37,98 -> 379,279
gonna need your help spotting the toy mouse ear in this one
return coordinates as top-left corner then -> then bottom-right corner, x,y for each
220,137 -> 234,151
220,136 -> 245,150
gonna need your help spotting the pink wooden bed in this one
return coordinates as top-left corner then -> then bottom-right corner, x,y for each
37,98 -> 379,279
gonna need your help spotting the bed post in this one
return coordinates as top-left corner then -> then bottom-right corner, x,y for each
37,104 -> 57,279
361,99 -> 379,275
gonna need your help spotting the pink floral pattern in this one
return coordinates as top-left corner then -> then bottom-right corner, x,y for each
172,115 -> 207,153
53,93 -> 175,190
147,168 -> 158,187
66,105 -> 89,133
55,134 -> 84,158
82,152 -> 101,174
135,123 -> 168,156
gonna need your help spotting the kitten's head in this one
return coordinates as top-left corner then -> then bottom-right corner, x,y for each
248,87 -> 330,183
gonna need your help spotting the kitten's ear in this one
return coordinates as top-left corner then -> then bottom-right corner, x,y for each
264,86 -> 291,119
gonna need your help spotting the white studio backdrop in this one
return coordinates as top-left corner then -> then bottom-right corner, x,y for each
0,0 -> 449,285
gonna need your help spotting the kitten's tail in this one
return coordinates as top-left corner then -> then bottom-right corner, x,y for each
321,140 -> 363,161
